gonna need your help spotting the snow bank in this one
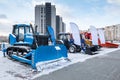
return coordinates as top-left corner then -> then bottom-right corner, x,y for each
0,47 -> 120,80
0,52 -> 36,80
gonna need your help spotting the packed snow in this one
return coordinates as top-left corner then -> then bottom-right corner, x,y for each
0,47 -> 120,80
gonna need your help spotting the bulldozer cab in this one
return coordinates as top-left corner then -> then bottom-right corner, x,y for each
12,24 -> 34,41
9,24 -> 34,46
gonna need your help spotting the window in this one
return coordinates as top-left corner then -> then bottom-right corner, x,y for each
41,7 -> 43,13
41,19 -> 43,23
14,28 -> 18,35
25,27 -> 29,33
19,27 -> 24,41
19,27 -> 24,35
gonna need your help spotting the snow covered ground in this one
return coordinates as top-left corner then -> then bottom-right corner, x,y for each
0,47 -> 120,80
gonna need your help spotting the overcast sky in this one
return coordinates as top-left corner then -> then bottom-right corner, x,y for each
0,0 -> 120,36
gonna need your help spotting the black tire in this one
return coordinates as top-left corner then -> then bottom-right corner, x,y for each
76,48 -> 81,52
69,45 -> 76,53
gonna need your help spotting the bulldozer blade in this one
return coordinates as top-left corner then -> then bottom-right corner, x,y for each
32,44 -> 68,69
11,55 -> 32,65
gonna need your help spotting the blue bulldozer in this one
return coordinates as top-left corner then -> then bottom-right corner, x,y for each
6,24 -> 68,69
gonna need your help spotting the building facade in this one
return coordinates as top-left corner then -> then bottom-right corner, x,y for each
56,15 -> 60,36
35,3 -> 56,36
56,15 -> 66,37
105,24 -> 120,41
62,22 -> 66,33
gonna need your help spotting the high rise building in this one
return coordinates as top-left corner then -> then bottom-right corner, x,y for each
62,22 -> 66,33
56,15 -> 66,37
56,15 -> 60,36
35,3 -> 56,36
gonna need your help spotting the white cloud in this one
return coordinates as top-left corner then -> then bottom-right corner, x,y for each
18,0 -> 120,32
107,0 -> 120,5
56,4 -> 75,19
76,0 -> 120,30
0,0 -> 8,4
0,19 -> 13,36
32,0 -> 56,7
1,0 -> 120,35
0,14 -> 7,19
104,5 -> 120,16
84,0 -> 100,3
0,18 -> 13,24
54,3 -> 101,31
55,3 -> 76,32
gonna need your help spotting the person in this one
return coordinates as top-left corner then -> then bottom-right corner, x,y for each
80,34 -> 86,53
1,43 -> 6,57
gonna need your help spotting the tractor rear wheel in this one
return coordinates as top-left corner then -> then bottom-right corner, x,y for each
69,45 -> 76,53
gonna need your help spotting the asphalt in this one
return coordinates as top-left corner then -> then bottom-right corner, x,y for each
33,50 -> 120,80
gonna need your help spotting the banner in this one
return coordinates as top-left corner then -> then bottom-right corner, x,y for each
70,22 -> 81,45
98,29 -> 105,44
89,26 -> 98,45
